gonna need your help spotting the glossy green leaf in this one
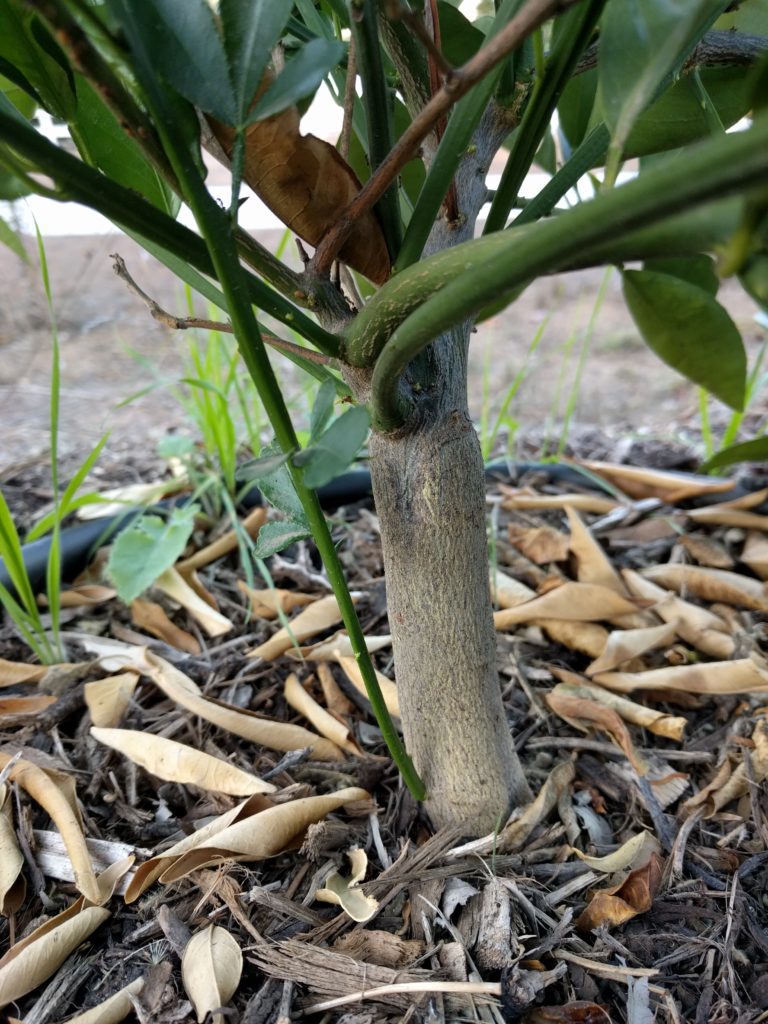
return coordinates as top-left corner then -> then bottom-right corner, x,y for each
112,0 -> 235,122
0,213 -> 26,261
622,268 -> 746,410
294,405 -> 370,489
740,255 -> 768,309
0,2 -> 75,120
107,505 -> 198,604
70,76 -> 179,217
253,442 -> 309,525
253,519 -> 311,558
643,254 -> 719,295
597,0 -> 728,153
237,449 -> 293,481
0,70 -> 36,117
701,436 -> 768,471
219,0 -> 292,120
310,379 -> 337,441
437,2 -> 484,66
248,38 -> 344,123
715,0 -> 768,33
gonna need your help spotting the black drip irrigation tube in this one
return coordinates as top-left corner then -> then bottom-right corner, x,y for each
0,461 -> 754,601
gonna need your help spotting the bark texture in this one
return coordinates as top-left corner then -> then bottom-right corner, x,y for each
368,321 -> 531,830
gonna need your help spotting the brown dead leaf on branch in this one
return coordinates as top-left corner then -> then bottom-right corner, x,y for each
208,72 -> 390,284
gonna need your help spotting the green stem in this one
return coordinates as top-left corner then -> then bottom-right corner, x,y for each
349,0 -> 402,259
0,108 -> 340,357
369,118 -> 768,429
483,0 -> 605,234
109,2 -> 424,800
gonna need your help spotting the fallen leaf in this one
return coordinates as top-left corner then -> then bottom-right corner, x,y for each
500,489 -> 619,514
284,674 -> 363,756
491,568 -> 537,608
545,690 -> 646,773
137,786 -> 370,891
182,924 -> 242,1024
84,674 -> 138,728
0,751 -> 101,905
687,507 -> 768,531
208,73 -> 390,284
335,654 -> 400,717
0,694 -> 57,719
573,460 -> 733,501
524,1001 -> 612,1022
315,847 -> 380,923
678,533 -> 734,569
130,597 -> 201,654
54,584 -> 116,609
154,567 -> 234,636
508,523 -> 570,564
316,662 -> 356,717
286,630 -> 392,661
566,506 -> 627,594
178,506 -> 266,573
76,478 -> 188,519
494,582 -> 639,628
0,784 -> 24,916
571,831 -> 660,873
641,564 -> 768,611
91,727 -> 276,795
143,651 -> 342,760
0,660 -> 55,686
0,903 -> 110,1007
533,619 -> 609,659
247,593 -> 354,660
593,658 -> 768,695
742,531 -> 768,580
585,622 -> 678,676
237,580 -> 316,619
682,719 -> 768,817
576,853 -> 663,932
550,680 -> 686,741
62,976 -> 145,1024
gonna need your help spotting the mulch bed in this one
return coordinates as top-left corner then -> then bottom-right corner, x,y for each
2,455 -> 768,1024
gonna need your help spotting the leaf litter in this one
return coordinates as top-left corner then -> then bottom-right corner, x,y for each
2,462 -> 768,1020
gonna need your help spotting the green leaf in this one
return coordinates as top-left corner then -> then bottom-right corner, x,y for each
437,2 -> 484,66
622,269 -> 746,410
715,0 -> 768,33
294,405 -> 370,489
237,449 -> 293,481
701,436 -> 768,471
740,255 -> 768,310
253,519 -> 311,558
253,442 -> 308,524
597,0 -> 728,154
113,0 -> 235,122
0,213 -> 26,261
219,0 -> 292,121
157,435 -> 196,459
0,2 -> 75,120
106,505 -> 198,604
70,76 -> 179,217
248,38 -> 344,123
643,254 -> 719,295
0,70 -> 36,117
310,379 -> 337,441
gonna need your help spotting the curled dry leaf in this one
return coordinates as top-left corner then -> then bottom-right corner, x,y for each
50,584 -> 116,609
566,506 -> 626,595
284,674 -> 363,756
32,830 -> 135,894
641,564 -> 768,611
533,619 -> 609,659
490,568 -> 536,608
500,489 -> 619,514
316,662 -> 356,717
524,1002 -> 612,1023
622,569 -> 735,660
741,531 -> 768,580
237,579 -> 316,620
286,630 -> 392,662
573,460 -> 733,502
494,582 -> 639,628
130,597 -> 201,654
682,719 -> 768,817
76,478 -> 188,519
0,751 -> 101,905
575,853 -> 663,932
154,567 -> 234,636
593,657 -> 768,695
571,830 -> 660,873
545,689 -> 647,773
507,523 -> 570,564
143,651 -> 342,760
178,506 -> 266,573
0,904 -> 110,1008
182,924 -> 242,1024
0,659 -> 48,686
550,680 -> 686,741
335,654 -> 400,717
0,784 -> 24,916
91,727 -> 276,796
247,593 -> 353,660
129,786 -> 370,896
679,532 -> 734,569
62,976 -> 145,1024
687,506 -> 768,531
315,847 -> 380,923
84,674 -> 138,728
208,75 -> 389,285
0,694 -> 57,719
585,622 -> 678,676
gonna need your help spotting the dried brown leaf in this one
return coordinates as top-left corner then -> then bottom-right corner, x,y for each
247,593 -> 352,660
575,853 -> 663,932
545,690 -> 646,773
130,597 -> 201,654
0,660 -> 53,686
566,506 -> 626,594
0,694 -> 57,718
154,567 -> 234,636
182,924 -> 242,1024
508,523 -> 570,564
687,507 -> 768,531
55,584 -> 116,608
286,629 -> 392,662
84,673 -> 138,728
533,619 -> 610,658
593,657 -> 768,695
284,674 -> 362,756
0,785 -> 24,916
573,460 -> 733,501
178,506 -> 266,573
315,847 -> 380,922
571,830 -> 660,873
641,563 -> 768,611
237,580 -> 316,620
335,654 -> 400,717
500,490 -> 619,514
524,1003 -> 612,1023
742,531 -> 768,580
678,533 -> 734,569
490,568 -> 536,608
683,720 -> 768,817
494,582 -> 639,628
551,681 -> 686,741
90,727 -> 276,795
585,622 -> 678,676
62,976 -> 145,1024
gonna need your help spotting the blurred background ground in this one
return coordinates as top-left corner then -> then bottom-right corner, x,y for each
0,227 -> 764,490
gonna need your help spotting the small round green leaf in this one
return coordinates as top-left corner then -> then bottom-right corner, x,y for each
622,268 -> 746,410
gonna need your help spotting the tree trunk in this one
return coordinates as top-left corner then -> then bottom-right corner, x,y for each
368,322 -> 531,831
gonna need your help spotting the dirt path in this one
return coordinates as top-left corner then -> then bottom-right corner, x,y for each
1,231 -> 763,480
